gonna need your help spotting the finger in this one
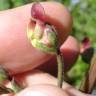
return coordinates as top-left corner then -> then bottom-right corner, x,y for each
16,85 -> 90,96
37,36 -> 80,76
0,2 -> 72,74
15,85 -> 69,96
1,93 -> 13,96
14,70 -> 89,96
60,36 -> 80,71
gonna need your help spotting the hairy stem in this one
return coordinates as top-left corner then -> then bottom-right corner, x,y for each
56,49 -> 64,88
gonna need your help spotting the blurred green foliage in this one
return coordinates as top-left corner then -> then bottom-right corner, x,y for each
0,0 -> 95,88
63,0 -> 96,47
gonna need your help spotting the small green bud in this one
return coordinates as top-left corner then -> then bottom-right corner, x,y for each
0,66 -> 9,85
11,78 -> 22,93
27,2 -> 58,54
0,86 -> 13,94
0,66 -> 22,94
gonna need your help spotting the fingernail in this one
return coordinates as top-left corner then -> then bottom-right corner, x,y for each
24,90 -> 49,96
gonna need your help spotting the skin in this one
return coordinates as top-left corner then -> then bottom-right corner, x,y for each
0,2 -> 91,96
0,2 -> 72,74
38,36 -> 80,76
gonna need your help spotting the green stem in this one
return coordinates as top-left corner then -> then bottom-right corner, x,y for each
56,49 -> 64,88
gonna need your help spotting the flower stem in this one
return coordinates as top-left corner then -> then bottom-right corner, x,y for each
56,49 -> 64,88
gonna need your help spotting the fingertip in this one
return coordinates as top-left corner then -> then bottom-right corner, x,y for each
60,36 -> 80,52
42,2 -> 72,44
60,36 -> 80,71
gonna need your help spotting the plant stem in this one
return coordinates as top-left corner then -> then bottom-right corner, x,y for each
56,49 -> 64,88
80,54 -> 96,93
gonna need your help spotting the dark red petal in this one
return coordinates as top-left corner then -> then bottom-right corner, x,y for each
82,37 -> 91,49
31,2 -> 45,22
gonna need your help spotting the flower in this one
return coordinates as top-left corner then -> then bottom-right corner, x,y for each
27,2 -> 65,88
27,2 -> 58,53
81,37 -> 94,64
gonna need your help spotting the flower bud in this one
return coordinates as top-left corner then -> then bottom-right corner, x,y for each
27,3 -> 58,54
81,37 -> 94,64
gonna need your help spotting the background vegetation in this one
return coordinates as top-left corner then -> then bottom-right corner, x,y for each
0,0 -> 95,88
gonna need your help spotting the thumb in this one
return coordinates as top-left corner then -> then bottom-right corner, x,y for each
1,93 -> 13,96
0,2 -> 72,74
15,85 -> 69,96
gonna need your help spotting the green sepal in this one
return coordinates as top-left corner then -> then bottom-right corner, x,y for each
31,39 -> 57,53
11,78 -> 22,93
27,26 -> 34,40
34,23 -> 43,39
48,30 -> 58,49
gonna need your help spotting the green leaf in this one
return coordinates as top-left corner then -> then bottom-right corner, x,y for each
0,0 -> 10,10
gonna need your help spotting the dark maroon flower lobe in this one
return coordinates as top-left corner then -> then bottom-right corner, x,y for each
82,37 -> 91,50
81,37 -> 94,64
31,2 -> 45,22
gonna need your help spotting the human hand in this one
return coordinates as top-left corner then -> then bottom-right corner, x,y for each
0,2 -> 91,96
0,2 -> 72,74
2,69 -> 91,96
